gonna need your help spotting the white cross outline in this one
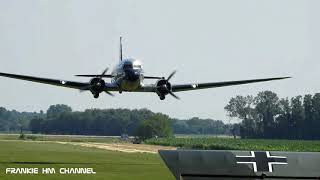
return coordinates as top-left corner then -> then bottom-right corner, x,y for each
266,151 -> 288,172
236,151 -> 287,172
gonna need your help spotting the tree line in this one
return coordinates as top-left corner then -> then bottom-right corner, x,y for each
3,90 -> 319,140
173,117 -> 228,135
225,91 -> 320,140
0,104 -> 231,138
0,107 -> 43,132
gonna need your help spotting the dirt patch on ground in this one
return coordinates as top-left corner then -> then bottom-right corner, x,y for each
58,142 -> 176,154
0,139 -> 176,154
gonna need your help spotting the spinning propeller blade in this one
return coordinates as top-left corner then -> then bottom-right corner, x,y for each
169,91 -> 180,100
100,67 -> 109,78
167,70 -> 176,81
166,70 -> 180,100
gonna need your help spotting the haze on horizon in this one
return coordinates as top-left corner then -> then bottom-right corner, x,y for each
0,0 -> 319,122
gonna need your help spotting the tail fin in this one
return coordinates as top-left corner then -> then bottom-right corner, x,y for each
119,37 -> 123,61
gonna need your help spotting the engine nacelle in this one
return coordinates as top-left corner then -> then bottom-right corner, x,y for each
156,79 -> 172,99
89,77 -> 106,95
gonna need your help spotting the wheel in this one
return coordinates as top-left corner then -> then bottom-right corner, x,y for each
93,93 -> 99,98
119,91 -> 122,94
159,95 -> 165,100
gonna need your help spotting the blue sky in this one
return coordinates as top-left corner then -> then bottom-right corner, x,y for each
0,0 -> 319,122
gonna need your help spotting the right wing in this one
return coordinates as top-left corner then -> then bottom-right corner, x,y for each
0,72 -> 119,91
137,77 -> 290,93
171,77 -> 291,92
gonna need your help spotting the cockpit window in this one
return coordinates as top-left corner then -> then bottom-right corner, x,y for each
123,63 -> 133,69
133,64 -> 141,69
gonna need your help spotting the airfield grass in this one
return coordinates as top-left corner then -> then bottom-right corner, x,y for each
0,134 -> 319,180
2,134 -> 320,152
0,140 -> 174,180
0,134 -> 122,143
146,137 -> 320,152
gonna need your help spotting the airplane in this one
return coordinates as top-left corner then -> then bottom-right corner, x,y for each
0,37 -> 290,100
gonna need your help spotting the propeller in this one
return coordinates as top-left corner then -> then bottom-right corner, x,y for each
79,67 -> 113,97
167,70 -> 176,81
158,70 -> 180,100
169,91 -> 180,100
105,91 -> 114,96
100,67 -> 109,78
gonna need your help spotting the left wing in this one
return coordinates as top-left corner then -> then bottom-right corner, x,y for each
171,77 -> 290,92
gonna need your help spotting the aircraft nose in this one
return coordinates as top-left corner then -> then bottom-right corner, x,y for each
125,69 -> 140,81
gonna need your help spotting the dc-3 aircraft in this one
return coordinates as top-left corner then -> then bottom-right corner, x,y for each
0,37 -> 290,100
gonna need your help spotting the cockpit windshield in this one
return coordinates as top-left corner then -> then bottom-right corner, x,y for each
123,63 -> 133,70
133,64 -> 141,69
121,59 -> 142,70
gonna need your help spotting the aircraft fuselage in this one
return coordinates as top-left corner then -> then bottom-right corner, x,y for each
111,58 -> 144,92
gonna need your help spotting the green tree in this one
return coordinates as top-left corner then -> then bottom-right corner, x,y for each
240,118 -> 257,138
224,95 -> 255,120
135,114 -> 172,140
291,96 -> 304,139
47,104 -> 72,119
225,95 -> 258,138
312,93 -> 320,139
254,91 -> 280,138
29,118 -> 45,134
277,98 -> 292,138
303,94 -> 313,139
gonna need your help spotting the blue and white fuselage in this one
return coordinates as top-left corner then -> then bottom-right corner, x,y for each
111,58 -> 144,92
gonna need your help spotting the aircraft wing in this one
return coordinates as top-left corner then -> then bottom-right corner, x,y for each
171,77 -> 290,92
0,72 -> 118,91
160,150 -> 320,180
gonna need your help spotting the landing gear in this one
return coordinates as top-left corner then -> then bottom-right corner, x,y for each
159,95 -> 165,100
93,93 -> 99,98
119,90 -> 122,94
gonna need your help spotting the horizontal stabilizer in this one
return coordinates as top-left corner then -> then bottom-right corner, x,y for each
159,150 -> 320,180
75,74 -> 114,78
144,76 -> 164,79
75,74 -> 164,79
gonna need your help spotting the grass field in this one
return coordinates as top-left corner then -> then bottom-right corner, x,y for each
0,140 -> 174,180
1,134 -> 320,180
0,134 -> 123,143
146,137 -> 320,152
